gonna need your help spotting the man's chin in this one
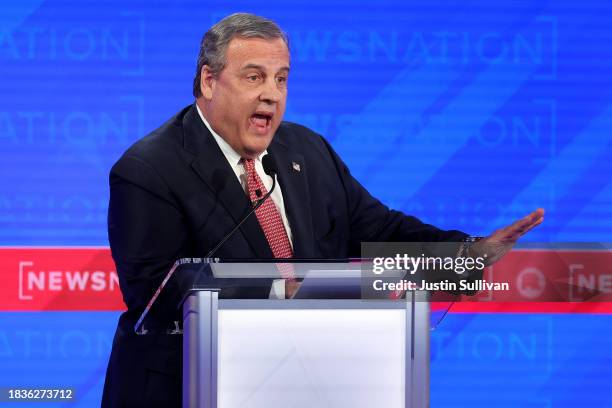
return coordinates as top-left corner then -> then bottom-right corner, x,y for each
242,142 -> 273,159
244,134 -> 274,152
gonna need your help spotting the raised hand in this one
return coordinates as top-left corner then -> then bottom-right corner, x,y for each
471,208 -> 545,264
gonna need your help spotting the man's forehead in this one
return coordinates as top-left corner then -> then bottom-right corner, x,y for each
228,35 -> 288,48
239,62 -> 290,73
226,37 -> 290,65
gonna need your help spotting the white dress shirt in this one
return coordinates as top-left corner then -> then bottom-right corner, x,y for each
196,104 -> 291,298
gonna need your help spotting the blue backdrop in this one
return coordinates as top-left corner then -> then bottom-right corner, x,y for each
1,1 -> 611,406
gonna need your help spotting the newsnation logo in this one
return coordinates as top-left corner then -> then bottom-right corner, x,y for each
1,248 -> 125,311
1,247 -> 611,313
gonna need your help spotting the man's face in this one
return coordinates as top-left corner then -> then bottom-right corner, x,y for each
199,37 -> 289,159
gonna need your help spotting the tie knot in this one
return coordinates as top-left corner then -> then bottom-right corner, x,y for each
241,158 -> 255,172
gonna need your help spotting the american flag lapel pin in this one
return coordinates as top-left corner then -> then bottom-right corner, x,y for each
292,161 -> 301,172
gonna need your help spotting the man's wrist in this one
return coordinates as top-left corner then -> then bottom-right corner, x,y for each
460,236 -> 485,259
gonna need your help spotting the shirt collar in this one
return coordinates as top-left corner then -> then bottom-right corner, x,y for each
195,103 -> 266,167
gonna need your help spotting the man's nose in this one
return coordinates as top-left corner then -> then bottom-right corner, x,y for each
259,78 -> 283,103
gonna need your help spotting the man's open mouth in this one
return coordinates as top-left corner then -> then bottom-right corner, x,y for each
250,111 -> 273,129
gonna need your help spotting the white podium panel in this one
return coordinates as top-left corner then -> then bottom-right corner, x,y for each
218,308 -> 406,408
183,293 -> 429,408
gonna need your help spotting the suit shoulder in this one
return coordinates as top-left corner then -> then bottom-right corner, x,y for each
277,121 -> 320,138
276,121 -> 330,152
112,106 -> 190,169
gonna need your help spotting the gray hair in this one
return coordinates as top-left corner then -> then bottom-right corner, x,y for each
192,13 -> 289,97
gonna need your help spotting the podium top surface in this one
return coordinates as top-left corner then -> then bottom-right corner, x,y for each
133,259 -> 439,334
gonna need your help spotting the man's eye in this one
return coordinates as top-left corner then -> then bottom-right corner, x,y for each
276,76 -> 288,85
247,75 -> 260,82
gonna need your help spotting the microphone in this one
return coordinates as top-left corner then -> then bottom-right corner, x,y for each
205,154 -> 278,258
262,153 -> 278,177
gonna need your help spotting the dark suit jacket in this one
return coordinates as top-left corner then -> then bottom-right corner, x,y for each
102,104 -> 467,407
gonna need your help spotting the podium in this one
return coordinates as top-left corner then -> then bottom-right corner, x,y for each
135,259 -> 433,408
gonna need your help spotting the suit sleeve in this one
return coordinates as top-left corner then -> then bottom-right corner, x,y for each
315,137 -> 483,291
319,137 -> 468,252
108,155 -> 189,313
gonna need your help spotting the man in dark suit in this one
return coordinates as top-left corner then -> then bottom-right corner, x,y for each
102,12 -> 544,407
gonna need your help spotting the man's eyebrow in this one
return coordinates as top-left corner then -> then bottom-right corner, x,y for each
240,63 -> 290,73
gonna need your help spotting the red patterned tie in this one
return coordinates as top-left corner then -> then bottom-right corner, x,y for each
242,158 -> 293,259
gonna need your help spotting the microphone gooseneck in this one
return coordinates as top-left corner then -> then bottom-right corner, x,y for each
204,154 -> 278,259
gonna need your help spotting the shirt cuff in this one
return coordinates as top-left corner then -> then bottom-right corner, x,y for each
269,279 -> 286,299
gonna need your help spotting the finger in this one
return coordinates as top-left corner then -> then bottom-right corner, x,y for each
492,209 -> 546,241
519,217 -> 544,236
510,208 -> 545,231
517,215 -> 545,234
529,208 -> 545,222
508,217 -> 544,241
508,213 -> 535,230
522,208 -> 545,225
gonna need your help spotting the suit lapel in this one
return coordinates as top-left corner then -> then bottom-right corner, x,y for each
182,105 -> 273,258
269,139 -> 316,258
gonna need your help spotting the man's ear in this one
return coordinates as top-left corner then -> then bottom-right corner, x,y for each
200,65 -> 214,100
